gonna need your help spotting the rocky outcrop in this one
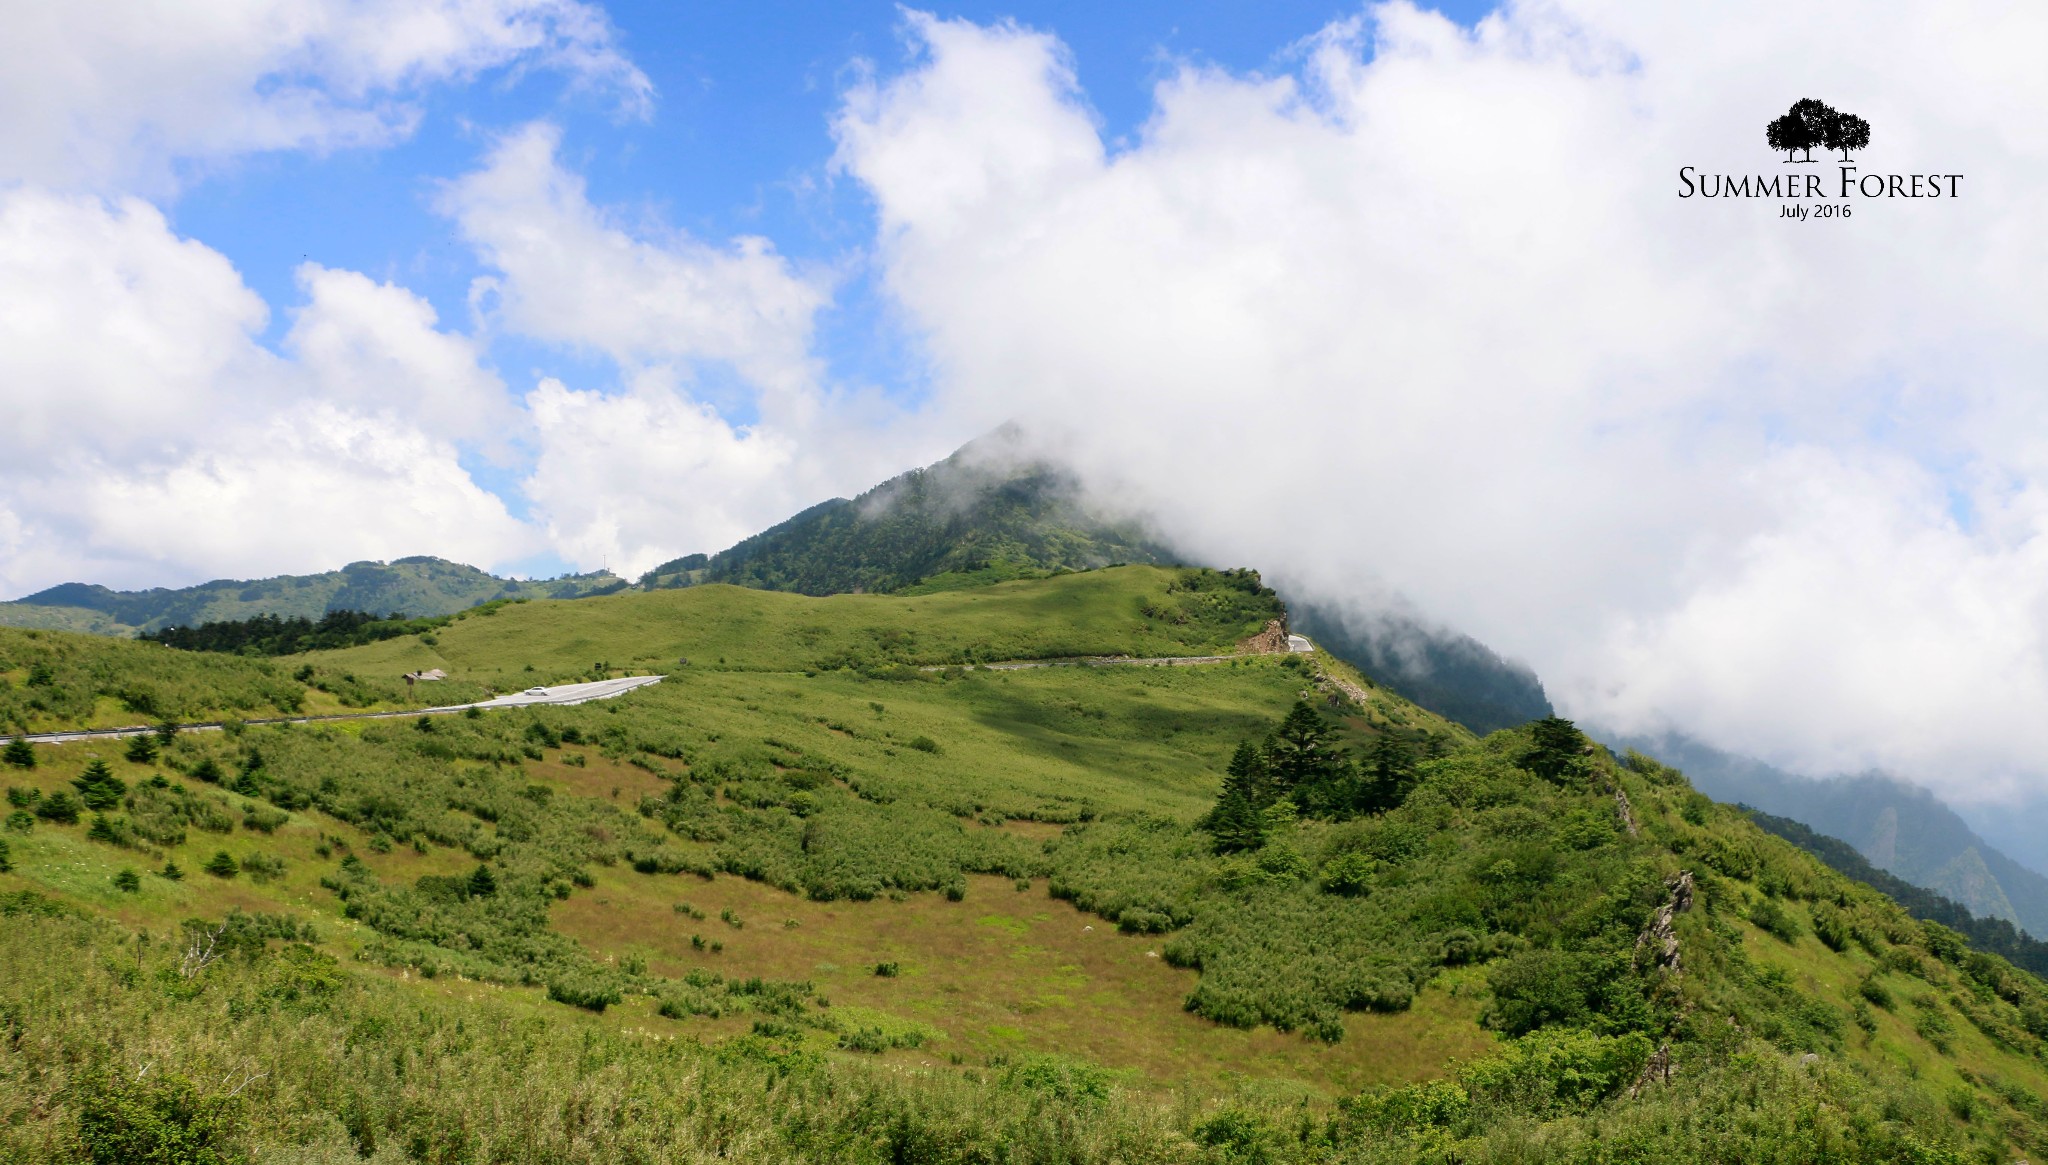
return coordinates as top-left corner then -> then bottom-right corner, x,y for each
1628,871 -> 1696,1098
1612,783 -> 1641,837
1237,619 -> 1290,655
1635,871 -> 1694,975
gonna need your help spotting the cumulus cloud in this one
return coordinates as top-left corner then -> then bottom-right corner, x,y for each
832,5 -> 2048,803
440,122 -> 829,403
0,186 -> 530,596
439,122 -> 930,578
520,375 -> 802,576
285,264 -> 515,445
0,0 -> 650,190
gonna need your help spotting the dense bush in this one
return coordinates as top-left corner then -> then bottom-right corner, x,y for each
0,627 -> 306,731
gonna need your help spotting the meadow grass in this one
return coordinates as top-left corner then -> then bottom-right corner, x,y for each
3,569 -> 2047,1162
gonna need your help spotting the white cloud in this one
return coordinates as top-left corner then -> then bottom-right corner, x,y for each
832,5 -> 2048,804
440,122 -> 829,404
0,0 -> 650,190
0,186 -> 530,596
520,375 -> 802,577
437,122 -> 929,578
0,188 -> 271,469
285,263 -> 514,445
72,404 -> 533,582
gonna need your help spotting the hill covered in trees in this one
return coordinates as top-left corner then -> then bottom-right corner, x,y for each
637,430 -> 1175,595
0,556 -> 623,637
3,569 -> 2046,1161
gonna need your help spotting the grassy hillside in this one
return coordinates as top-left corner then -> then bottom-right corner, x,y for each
307,565 -> 1284,688
1748,806 -> 2048,978
0,556 -> 624,636
1623,730 -> 2048,940
3,571 -> 2047,1162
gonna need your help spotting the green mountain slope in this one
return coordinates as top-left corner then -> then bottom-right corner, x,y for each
1746,806 -> 2048,977
638,430 -> 1174,595
636,433 -> 1553,738
0,556 -> 624,636
1617,731 -> 2048,940
3,572 -> 2046,1162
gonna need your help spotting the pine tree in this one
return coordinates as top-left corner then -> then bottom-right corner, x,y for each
1266,700 -> 1353,815
1200,741 -> 1271,853
34,792 -> 81,824
160,859 -> 185,881
112,868 -> 141,893
3,737 -> 33,769
0,836 -> 11,873
1363,734 -> 1418,814
203,851 -> 239,878
72,760 -> 127,810
124,734 -> 157,764
1523,716 -> 1589,785
467,863 -> 498,898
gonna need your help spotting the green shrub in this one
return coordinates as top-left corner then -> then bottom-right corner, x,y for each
34,791 -> 81,824
203,852 -> 239,879
112,869 -> 140,893
240,806 -> 288,833
242,853 -> 286,885
545,971 -> 623,1013
1342,1077 -> 1470,1131
1750,896 -> 1803,943
1811,903 -> 1853,952
1190,1108 -> 1278,1159
1859,975 -> 1894,1010
874,961 -> 899,977
3,737 -> 34,768
1459,1027 -> 1656,1113
124,735 -> 158,764
86,815 -> 134,847
1318,851 -> 1378,896
73,1065 -> 243,1165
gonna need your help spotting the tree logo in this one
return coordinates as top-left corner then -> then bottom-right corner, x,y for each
1766,99 -> 1869,164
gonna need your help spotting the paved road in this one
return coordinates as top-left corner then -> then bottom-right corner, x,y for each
448,675 -> 665,710
922,642 -> 1314,673
15,674 -> 665,745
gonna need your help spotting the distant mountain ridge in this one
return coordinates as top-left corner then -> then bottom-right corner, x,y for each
1288,601 -> 1552,736
1609,730 -> 2048,938
0,556 -> 624,636
1744,806 -> 2048,977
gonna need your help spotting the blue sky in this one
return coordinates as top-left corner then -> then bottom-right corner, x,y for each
170,0 -> 1494,424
